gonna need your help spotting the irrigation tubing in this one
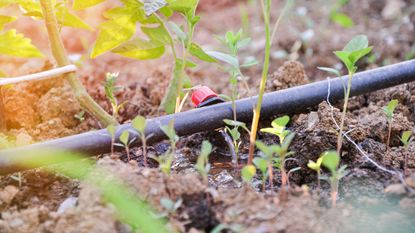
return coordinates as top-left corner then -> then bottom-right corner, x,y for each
1,60 -> 415,175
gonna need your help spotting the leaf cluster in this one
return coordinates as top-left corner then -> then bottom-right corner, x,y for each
334,35 -> 373,74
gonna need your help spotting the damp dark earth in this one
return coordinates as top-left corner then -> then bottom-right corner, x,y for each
0,0 -> 415,233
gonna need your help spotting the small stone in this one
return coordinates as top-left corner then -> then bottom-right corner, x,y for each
57,196 -> 78,214
384,184 -> 407,196
405,174 -> 415,189
0,185 -> 19,205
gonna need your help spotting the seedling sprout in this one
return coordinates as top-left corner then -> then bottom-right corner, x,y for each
321,151 -> 347,207
194,140 -> 213,183
132,115 -> 149,166
383,99 -> 399,150
399,131 -> 413,175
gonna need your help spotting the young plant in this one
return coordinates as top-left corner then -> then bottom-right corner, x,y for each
399,131 -> 413,175
224,119 -> 251,165
119,130 -> 134,161
255,132 -> 295,193
307,156 -> 324,191
132,115 -> 149,167
260,116 -> 290,143
194,140 -> 212,183
107,124 -> 117,158
155,120 -> 179,175
321,151 -> 347,207
210,29 -> 257,122
159,197 -> 183,217
247,0 -> 291,164
330,0 -> 354,28
320,35 -> 373,154
104,72 -> 126,119
383,99 -> 398,150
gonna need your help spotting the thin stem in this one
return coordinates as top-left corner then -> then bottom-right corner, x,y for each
317,170 -> 321,192
0,88 -> 6,132
142,135 -> 147,167
268,164 -> 274,192
126,146 -> 130,162
39,0 -> 116,126
336,72 -> 353,154
386,121 -> 392,150
0,65 -> 76,85
248,0 -> 272,164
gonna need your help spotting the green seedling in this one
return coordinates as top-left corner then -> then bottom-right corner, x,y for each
194,140 -> 212,183
107,124 -> 117,158
321,151 -> 347,207
399,131 -> 413,175
255,132 -> 295,193
119,130 -> 135,161
132,115 -> 149,167
104,72 -> 126,119
261,116 -> 290,143
307,156 -> 324,191
0,0 -> 116,126
212,29 -> 257,122
153,120 -> 179,175
247,0 -> 292,165
224,119 -> 251,164
321,35 -> 372,154
383,99 -> 399,150
74,110 -> 86,122
211,223 -> 244,233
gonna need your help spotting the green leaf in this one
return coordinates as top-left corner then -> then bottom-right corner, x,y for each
141,25 -> 171,45
91,8 -> 137,58
143,0 -> 167,16
240,56 -> 258,68
206,51 -> 239,68
160,120 -> 178,143
400,131 -> 412,145
348,46 -> 373,65
253,157 -> 268,174
223,119 -> 246,128
120,130 -> 130,146
73,0 -> 105,10
132,116 -> 147,133
189,43 -> 217,63
0,15 -> 16,30
317,66 -> 341,77
112,39 -> 165,60
334,51 -> 354,72
107,124 -> 116,138
343,35 -> 369,52
166,0 -> 198,14
383,99 -> 398,120
55,5 -> 93,31
241,165 -> 256,182
321,151 -> 340,173
307,160 -> 319,171
200,140 -> 212,158
271,116 -> 290,128
0,30 -> 43,58
330,12 -> 354,28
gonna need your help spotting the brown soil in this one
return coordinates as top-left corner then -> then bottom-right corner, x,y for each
1,0 -> 415,232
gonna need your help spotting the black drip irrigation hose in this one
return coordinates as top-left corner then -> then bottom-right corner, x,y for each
1,60 -> 415,175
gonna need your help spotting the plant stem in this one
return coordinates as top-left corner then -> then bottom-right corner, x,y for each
336,72 -> 353,154
268,164 -> 274,192
248,0 -> 271,165
386,121 -> 392,150
0,88 -> 6,132
39,0 -> 116,127
317,170 -> 321,192
142,135 -> 148,167
125,146 -> 130,161
331,179 -> 338,207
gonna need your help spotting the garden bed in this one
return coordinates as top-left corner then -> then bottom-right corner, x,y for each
0,0 -> 414,233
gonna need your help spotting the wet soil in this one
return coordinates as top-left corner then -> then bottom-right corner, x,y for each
1,0 -> 415,232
